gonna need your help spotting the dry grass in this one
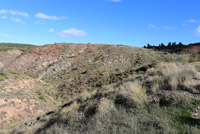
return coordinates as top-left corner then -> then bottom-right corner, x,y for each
97,98 -> 115,116
160,91 -> 192,107
59,101 -> 80,123
162,54 -> 190,63
118,81 -> 147,108
192,62 -> 200,72
41,104 -> 200,134
77,90 -> 97,103
145,62 -> 196,93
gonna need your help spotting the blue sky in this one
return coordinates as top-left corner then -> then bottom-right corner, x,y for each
0,0 -> 200,47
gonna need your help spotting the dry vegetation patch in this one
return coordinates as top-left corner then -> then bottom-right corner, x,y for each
144,62 -> 196,93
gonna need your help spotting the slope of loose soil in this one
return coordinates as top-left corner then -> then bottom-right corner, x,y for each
0,74 -> 51,131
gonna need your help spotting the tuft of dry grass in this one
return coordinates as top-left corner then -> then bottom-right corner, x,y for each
97,98 -> 115,116
145,62 -> 196,93
59,101 -> 80,122
117,81 -> 147,108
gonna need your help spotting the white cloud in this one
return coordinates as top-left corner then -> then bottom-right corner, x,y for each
164,26 -> 174,30
10,17 -> 25,23
148,24 -> 156,29
58,28 -> 86,38
108,0 -> 121,2
0,9 -> 29,17
49,28 -> 55,32
0,16 -> 7,19
35,13 -> 68,20
185,19 -> 200,23
0,9 -> 7,14
9,10 -> 28,17
195,26 -> 200,36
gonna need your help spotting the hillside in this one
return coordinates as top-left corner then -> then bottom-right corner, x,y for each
0,43 -> 37,52
0,43 -> 200,134
0,43 -> 38,72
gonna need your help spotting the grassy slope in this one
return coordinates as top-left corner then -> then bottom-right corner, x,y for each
0,43 -> 38,52
1,43 -> 200,134
32,62 -> 200,134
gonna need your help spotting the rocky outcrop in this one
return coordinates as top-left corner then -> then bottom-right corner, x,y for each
3,46 -> 62,75
0,49 -> 22,70
39,60 -> 72,80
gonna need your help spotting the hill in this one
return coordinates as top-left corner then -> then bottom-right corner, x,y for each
0,43 -> 200,134
145,42 -> 200,54
0,43 -> 38,52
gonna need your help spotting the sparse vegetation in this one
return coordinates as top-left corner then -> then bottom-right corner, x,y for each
160,91 -> 192,107
0,71 -> 8,81
1,43 -> 200,134
144,62 -> 196,93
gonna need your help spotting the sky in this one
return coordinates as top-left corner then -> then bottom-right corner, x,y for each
0,0 -> 200,47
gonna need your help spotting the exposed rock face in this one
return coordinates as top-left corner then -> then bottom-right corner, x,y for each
3,46 -> 62,75
39,60 -> 72,80
0,49 -> 22,70
2,44 -> 92,75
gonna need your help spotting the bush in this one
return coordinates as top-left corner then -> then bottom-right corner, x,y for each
160,91 -> 191,107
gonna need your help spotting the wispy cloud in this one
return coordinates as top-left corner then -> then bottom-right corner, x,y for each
108,0 -> 121,2
58,28 -> 86,38
10,17 -> 25,23
0,9 -> 29,17
194,26 -> 200,36
0,15 -> 7,19
0,9 -> 7,14
35,13 -> 68,20
164,26 -> 174,30
49,28 -> 55,32
185,19 -> 200,23
148,24 -> 156,29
